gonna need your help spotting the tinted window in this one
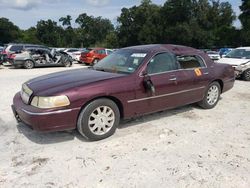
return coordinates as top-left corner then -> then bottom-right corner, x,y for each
10,45 -> 23,52
177,55 -> 205,69
97,50 -> 105,54
147,52 -> 177,74
225,49 -> 250,59
67,49 -> 78,52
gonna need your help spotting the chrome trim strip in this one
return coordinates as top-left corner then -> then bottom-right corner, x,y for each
21,107 -> 80,116
128,86 -> 206,103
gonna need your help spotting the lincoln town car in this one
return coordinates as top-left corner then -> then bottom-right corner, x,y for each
12,44 -> 235,140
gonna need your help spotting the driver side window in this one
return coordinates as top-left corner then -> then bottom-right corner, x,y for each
147,52 -> 177,74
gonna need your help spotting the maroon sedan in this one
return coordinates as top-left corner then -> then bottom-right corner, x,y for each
12,44 -> 235,140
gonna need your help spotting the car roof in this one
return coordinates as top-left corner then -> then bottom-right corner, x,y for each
237,47 -> 250,50
123,44 -> 199,55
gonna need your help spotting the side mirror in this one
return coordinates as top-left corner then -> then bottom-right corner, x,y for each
143,74 -> 155,95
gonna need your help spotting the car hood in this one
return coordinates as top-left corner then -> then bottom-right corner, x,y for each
26,68 -> 125,95
217,57 -> 250,66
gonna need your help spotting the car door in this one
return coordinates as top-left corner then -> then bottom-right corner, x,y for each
176,55 -> 210,101
132,52 -> 193,115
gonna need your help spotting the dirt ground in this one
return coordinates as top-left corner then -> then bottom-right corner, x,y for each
0,64 -> 250,188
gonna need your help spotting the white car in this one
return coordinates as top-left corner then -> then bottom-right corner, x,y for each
206,51 -> 220,61
63,48 -> 80,60
217,47 -> 250,81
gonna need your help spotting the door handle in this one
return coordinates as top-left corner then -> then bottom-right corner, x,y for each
203,72 -> 209,75
169,77 -> 177,81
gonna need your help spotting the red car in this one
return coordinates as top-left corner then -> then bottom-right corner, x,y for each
12,44 -> 235,141
80,48 -> 109,65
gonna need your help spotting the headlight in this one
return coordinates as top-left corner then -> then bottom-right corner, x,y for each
31,95 -> 70,109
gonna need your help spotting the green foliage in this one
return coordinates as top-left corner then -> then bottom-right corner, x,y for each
0,17 -> 20,44
239,0 -> 250,45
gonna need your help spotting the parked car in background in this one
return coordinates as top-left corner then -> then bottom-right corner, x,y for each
217,47 -> 250,81
206,51 -> 220,61
71,48 -> 86,62
13,47 -> 73,69
0,46 -> 3,53
12,44 -> 235,141
2,43 -> 47,65
63,48 -> 80,59
219,48 -> 233,58
80,48 -> 111,65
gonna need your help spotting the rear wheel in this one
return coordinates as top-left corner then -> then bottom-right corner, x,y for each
63,60 -> 72,67
77,99 -> 120,141
242,69 -> 250,81
198,82 -> 221,109
24,60 -> 34,69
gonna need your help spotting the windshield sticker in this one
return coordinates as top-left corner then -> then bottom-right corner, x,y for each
131,53 -> 147,58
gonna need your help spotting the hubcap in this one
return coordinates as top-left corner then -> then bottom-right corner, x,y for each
26,61 -> 33,68
88,106 -> 115,136
245,70 -> 250,79
206,85 -> 219,106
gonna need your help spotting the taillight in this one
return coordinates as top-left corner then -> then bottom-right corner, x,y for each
9,54 -> 16,59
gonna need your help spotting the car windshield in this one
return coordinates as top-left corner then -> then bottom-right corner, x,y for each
225,49 -> 250,59
93,50 -> 147,74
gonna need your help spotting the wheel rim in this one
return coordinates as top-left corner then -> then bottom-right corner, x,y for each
245,70 -> 250,79
88,106 -> 115,136
206,85 -> 219,105
26,61 -> 33,68
65,61 -> 70,67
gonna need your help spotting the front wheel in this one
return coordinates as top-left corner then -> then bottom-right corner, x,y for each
198,82 -> 221,109
77,99 -> 120,141
242,69 -> 250,81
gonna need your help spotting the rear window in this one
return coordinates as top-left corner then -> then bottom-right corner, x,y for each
10,45 -> 23,52
177,55 -> 206,69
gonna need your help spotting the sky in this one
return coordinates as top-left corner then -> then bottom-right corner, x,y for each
0,0 -> 242,29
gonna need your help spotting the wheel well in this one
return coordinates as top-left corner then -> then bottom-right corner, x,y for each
78,96 -> 124,119
212,79 -> 224,92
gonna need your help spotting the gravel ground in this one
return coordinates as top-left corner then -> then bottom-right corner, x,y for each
0,64 -> 250,188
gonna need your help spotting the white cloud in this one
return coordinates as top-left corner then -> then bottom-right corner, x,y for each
0,0 -> 40,10
0,0 -> 62,10
85,0 -> 111,7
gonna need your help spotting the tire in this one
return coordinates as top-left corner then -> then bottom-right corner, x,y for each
198,82 -> 221,109
242,69 -> 250,81
77,98 -> 120,141
23,60 -> 34,69
92,59 -> 99,65
63,60 -> 72,67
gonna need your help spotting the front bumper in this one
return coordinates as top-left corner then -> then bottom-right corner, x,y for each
12,92 -> 80,132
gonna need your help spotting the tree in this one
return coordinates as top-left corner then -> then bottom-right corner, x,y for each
239,0 -> 250,44
59,15 -> 72,28
117,0 -> 162,47
0,18 -> 20,44
20,27 -> 40,44
36,19 -> 63,47
75,13 -> 114,47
